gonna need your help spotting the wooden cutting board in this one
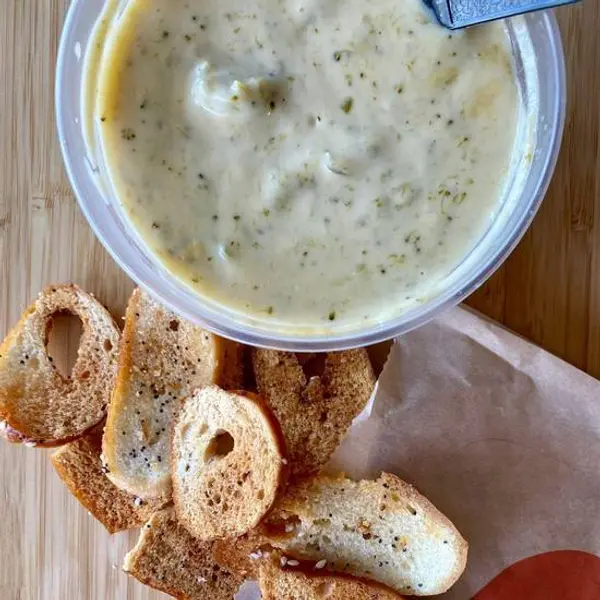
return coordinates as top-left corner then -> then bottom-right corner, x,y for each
0,1 -> 598,599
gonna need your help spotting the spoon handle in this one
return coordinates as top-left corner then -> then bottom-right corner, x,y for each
426,0 -> 580,29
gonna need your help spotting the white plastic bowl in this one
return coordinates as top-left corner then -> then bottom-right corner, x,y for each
56,1 -> 566,351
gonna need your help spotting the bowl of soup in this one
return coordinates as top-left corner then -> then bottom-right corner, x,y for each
56,0 -> 566,350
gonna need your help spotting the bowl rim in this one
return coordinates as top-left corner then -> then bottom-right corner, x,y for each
56,4 -> 567,351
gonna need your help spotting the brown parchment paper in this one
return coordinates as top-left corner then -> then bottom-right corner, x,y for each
238,306 -> 600,599
328,306 -> 600,597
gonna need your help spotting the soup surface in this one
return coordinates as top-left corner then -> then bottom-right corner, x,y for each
90,0 -> 518,330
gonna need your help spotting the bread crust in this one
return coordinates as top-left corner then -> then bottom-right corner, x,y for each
252,349 -> 375,482
259,556 -> 406,600
124,506 -> 244,599
51,424 -> 167,533
103,288 -> 244,498
0,284 -> 120,446
259,472 -> 468,596
171,386 -> 288,541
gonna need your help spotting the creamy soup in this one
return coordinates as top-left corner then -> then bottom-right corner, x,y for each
89,0 -> 518,330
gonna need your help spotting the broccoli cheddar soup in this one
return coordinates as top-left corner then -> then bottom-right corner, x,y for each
89,0 -> 518,330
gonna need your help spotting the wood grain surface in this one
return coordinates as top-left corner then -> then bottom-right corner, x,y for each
0,1 -> 598,599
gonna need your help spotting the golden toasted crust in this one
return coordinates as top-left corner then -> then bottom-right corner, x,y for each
50,425 -> 167,533
0,284 -> 120,447
252,349 -> 375,481
171,387 -> 288,541
259,557 -> 405,600
212,530 -> 272,578
124,506 -> 244,599
103,289 -> 244,498
259,473 -> 468,596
